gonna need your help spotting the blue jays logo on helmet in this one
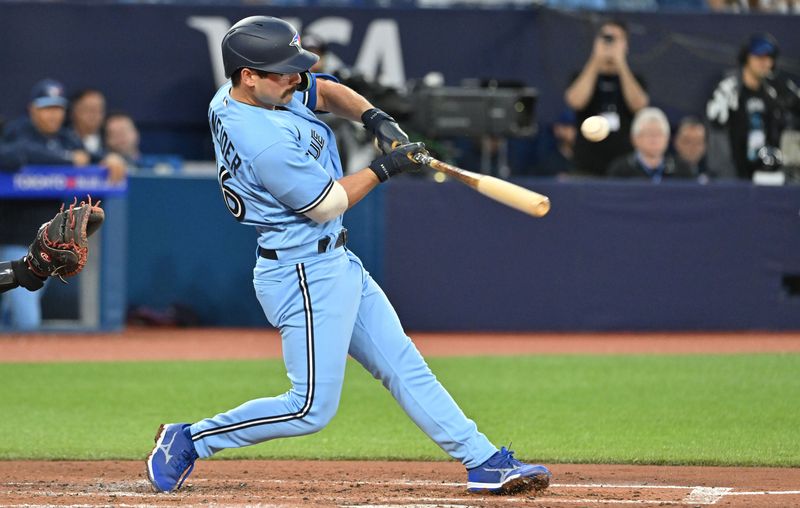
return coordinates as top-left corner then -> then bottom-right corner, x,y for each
290,32 -> 302,51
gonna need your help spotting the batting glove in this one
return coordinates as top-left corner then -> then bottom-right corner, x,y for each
362,108 -> 410,155
369,142 -> 427,183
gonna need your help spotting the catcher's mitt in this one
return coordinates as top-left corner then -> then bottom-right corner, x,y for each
27,198 -> 105,282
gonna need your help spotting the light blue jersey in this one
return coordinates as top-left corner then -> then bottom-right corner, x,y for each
208,75 -> 343,250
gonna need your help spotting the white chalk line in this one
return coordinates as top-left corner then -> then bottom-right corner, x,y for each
345,497 -> 674,505
726,490 -> 800,495
555,483 -> 695,489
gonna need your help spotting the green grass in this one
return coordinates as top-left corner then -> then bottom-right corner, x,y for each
0,354 -> 798,466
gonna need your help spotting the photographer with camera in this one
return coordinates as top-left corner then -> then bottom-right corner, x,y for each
564,19 -> 649,177
706,33 -> 800,181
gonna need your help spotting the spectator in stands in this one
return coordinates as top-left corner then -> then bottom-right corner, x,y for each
608,107 -> 694,181
69,88 -> 106,160
70,89 -> 128,182
538,109 -> 577,176
103,111 -> 181,172
673,116 -> 708,179
0,79 -> 90,170
564,18 -> 649,177
706,33 -> 799,180
103,112 -> 140,165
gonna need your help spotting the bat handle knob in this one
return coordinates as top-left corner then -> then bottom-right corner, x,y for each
411,152 -> 432,165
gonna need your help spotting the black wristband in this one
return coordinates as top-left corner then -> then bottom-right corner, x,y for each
368,159 -> 392,183
11,258 -> 45,292
368,142 -> 424,183
361,108 -> 395,132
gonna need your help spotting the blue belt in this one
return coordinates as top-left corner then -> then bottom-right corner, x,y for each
259,229 -> 347,260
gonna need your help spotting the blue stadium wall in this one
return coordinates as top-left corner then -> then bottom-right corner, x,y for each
127,176 -> 800,331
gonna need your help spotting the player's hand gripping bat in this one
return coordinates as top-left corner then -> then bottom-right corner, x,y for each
411,152 -> 551,218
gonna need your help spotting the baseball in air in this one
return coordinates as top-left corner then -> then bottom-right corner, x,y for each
581,115 -> 610,142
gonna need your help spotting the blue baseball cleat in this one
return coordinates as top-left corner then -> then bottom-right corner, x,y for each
467,446 -> 552,494
146,423 -> 199,493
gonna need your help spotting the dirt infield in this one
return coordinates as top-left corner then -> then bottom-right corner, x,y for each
2,460 -> 799,507
1,329 -> 799,507
2,328 -> 800,363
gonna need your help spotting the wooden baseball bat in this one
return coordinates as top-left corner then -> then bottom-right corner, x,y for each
412,153 -> 551,218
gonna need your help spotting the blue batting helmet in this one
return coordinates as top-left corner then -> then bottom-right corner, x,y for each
221,16 -> 319,78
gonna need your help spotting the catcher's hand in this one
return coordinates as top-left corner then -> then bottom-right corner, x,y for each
26,198 -> 105,282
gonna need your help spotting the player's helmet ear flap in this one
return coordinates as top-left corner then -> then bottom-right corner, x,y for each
297,72 -> 312,92
222,16 -> 320,78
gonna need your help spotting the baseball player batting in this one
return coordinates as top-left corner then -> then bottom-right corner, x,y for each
146,16 -> 551,496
